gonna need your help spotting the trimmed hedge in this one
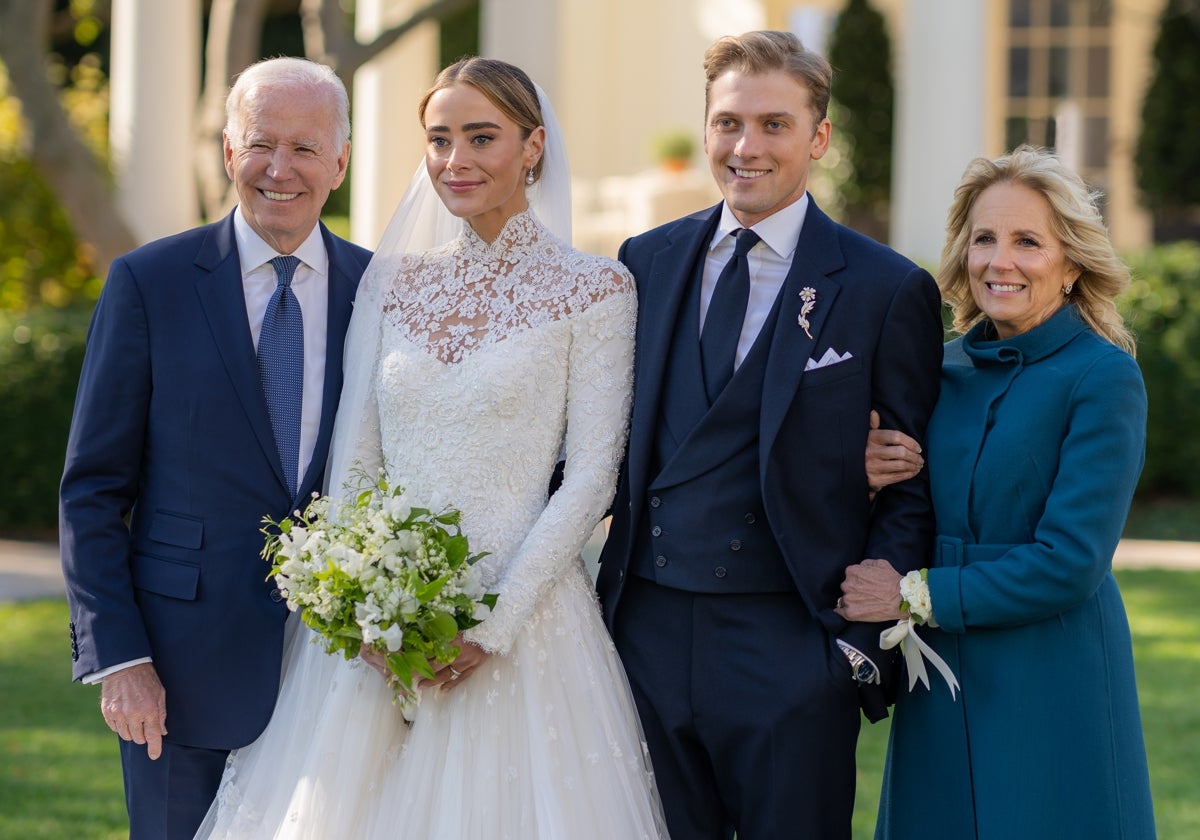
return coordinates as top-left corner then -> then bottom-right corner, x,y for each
1123,242 -> 1200,497
0,307 -> 89,535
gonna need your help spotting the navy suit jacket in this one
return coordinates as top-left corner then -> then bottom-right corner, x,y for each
59,211 -> 370,750
597,199 -> 943,718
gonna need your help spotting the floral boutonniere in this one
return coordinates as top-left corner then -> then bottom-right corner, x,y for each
797,287 -> 816,339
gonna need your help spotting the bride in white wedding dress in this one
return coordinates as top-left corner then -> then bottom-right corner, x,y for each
195,58 -> 668,839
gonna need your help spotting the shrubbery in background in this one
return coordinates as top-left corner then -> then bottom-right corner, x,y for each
0,306 -> 88,535
1123,242 -> 1200,498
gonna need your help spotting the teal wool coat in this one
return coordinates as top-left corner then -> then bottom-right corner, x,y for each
875,305 -> 1156,839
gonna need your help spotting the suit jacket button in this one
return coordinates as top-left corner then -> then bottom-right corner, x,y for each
729,539 -> 742,551
651,525 -> 662,537
649,496 -> 662,508
655,555 -> 668,568
714,566 -> 727,578
744,513 -> 756,525
269,588 -> 285,603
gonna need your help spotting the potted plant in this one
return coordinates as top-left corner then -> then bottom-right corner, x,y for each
651,129 -> 695,173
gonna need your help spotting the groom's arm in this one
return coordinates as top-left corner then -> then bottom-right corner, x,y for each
840,265 -> 943,713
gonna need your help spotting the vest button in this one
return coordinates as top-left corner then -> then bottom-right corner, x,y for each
714,566 -> 728,578
649,496 -> 662,508
651,526 -> 662,537
269,588 -> 284,603
744,513 -> 756,525
729,539 -> 742,551
655,555 -> 668,568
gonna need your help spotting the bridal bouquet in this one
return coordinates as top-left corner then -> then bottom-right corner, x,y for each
262,469 -> 496,720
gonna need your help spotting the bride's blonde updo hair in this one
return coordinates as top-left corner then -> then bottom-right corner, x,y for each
937,145 -> 1135,354
417,57 -> 546,183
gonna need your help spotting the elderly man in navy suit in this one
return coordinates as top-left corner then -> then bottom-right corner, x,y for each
59,57 -> 371,839
596,31 -> 943,840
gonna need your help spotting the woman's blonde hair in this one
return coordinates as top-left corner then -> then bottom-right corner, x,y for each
937,145 -> 1135,354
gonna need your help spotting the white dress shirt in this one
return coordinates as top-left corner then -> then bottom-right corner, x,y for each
699,194 -> 809,368
84,212 -> 331,685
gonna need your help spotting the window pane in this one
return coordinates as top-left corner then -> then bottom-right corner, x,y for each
1009,47 -> 1031,97
1049,46 -> 1069,97
1050,0 -> 1071,27
1010,0 -> 1032,28
1083,116 -> 1109,168
1006,117 -> 1029,151
1087,0 -> 1112,27
1087,46 -> 1109,97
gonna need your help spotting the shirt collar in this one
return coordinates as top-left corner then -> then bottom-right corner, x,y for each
233,206 -> 329,277
711,192 -> 809,259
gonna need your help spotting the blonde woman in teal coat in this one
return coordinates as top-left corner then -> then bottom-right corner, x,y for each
841,146 -> 1156,839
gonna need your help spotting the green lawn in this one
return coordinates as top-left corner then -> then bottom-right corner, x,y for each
3,571 -> 1197,838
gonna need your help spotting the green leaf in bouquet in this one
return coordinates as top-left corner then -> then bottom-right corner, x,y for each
443,534 -> 469,566
425,609 -> 460,642
388,651 -> 413,688
415,575 -> 450,602
403,648 -> 436,682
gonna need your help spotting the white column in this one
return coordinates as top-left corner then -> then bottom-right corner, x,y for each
351,0 -> 439,250
109,0 -> 200,244
891,0 -> 987,265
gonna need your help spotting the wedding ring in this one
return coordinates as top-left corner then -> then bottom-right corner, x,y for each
449,667 -> 462,681
836,597 -> 845,609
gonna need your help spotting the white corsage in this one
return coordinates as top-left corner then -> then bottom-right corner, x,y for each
880,569 -> 960,699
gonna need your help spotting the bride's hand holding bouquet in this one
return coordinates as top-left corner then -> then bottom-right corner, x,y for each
261,469 -> 497,720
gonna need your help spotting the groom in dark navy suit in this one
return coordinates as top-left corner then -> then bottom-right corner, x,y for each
597,31 -> 943,839
59,58 -> 370,839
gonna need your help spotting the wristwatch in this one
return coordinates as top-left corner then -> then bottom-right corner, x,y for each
842,647 -> 879,685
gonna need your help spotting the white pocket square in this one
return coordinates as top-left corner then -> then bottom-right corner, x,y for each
805,347 -> 854,371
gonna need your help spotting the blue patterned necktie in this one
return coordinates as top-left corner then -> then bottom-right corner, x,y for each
258,255 -> 304,496
700,228 -> 761,401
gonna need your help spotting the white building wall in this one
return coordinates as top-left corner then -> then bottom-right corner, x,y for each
351,0 -> 440,250
891,0 -> 987,266
109,0 -> 200,243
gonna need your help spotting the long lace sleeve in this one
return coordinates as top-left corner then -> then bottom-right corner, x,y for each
465,281 -> 635,654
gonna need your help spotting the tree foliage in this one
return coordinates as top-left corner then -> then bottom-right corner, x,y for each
1134,0 -> 1200,211
827,0 -> 894,212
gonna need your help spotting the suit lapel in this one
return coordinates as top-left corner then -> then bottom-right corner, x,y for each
192,213 -> 291,495
760,201 -> 846,458
626,208 -> 721,507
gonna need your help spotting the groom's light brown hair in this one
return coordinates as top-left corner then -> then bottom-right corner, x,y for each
703,30 -> 833,129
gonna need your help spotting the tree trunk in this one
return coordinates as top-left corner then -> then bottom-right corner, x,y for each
0,0 -> 136,279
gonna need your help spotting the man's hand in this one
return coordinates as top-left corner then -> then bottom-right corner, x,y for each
100,662 -> 167,760
836,558 -> 905,623
866,409 -> 924,491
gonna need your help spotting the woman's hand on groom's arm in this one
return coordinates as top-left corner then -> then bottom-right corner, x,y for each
99,662 -> 167,760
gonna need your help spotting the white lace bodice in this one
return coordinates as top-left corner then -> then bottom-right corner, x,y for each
351,210 -> 635,654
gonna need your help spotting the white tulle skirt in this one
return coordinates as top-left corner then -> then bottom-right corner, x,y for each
195,563 -> 668,839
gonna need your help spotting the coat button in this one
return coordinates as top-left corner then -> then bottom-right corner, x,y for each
730,539 -> 742,551
655,555 -> 668,568
744,513 -> 756,525
649,496 -> 662,508
269,588 -> 284,603
714,567 -> 727,578
651,525 -> 662,537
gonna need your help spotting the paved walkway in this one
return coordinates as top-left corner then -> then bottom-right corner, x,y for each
2,537 -> 1198,603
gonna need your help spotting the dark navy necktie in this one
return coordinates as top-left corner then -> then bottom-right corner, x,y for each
258,255 -> 304,496
700,228 -> 760,401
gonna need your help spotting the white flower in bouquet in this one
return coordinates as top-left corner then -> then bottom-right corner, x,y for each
261,468 -> 496,720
